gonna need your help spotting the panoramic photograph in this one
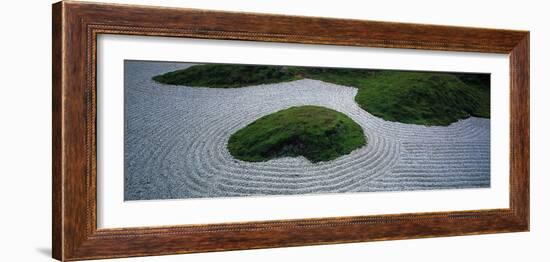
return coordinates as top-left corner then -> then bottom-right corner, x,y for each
124,60 -> 491,201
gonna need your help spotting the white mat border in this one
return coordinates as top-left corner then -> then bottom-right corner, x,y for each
97,34 -> 509,229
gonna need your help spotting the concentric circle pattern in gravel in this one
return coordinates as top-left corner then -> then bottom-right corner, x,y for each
124,61 -> 490,200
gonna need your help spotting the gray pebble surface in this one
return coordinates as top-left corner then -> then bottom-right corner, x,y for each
124,61 -> 490,200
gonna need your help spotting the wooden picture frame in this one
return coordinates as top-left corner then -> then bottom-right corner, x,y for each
52,1 -> 529,261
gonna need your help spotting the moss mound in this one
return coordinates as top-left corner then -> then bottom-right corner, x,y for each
227,106 -> 366,163
308,70 -> 490,126
153,64 -> 490,126
152,64 -> 301,88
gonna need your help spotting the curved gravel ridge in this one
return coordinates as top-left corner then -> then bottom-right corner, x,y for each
124,61 -> 490,200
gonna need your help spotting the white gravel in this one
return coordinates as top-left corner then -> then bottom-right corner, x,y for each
124,61 -> 490,200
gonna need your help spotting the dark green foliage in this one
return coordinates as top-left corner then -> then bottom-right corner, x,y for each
153,64 -> 301,88
227,106 -> 366,163
310,70 -> 490,126
455,73 -> 491,88
153,64 -> 490,126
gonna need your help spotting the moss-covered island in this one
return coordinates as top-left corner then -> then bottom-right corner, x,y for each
227,106 -> 366,163
152,64 -> 302,88
153,64 -> 490,126
307,69 -> 490,126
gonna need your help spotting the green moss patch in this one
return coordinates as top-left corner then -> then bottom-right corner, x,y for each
153,64 -> 490,126
227,106 -> 366,163
305,69 -> 490,126
152,64 -> 302,88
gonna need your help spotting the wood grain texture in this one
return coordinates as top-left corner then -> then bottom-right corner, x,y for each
52,2 -> 63,260
509,34 -> 530,227
52,1 -> 530,261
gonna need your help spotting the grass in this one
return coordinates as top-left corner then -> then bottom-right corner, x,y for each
305,69 -> 490,126
227,106 -> 366,163
152,64 -> 302,88
153,64 -> 490,126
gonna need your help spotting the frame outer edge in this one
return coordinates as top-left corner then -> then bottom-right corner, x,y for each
526,34 -> 531,230
510,33 -> 530,229
52,1 -> 531,260
52,1 -> 64,261
57,2 -> 101,260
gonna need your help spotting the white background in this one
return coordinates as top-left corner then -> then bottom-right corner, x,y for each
0,0 -> 547,261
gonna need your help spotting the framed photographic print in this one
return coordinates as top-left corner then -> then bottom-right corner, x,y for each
52,1 -> 529,261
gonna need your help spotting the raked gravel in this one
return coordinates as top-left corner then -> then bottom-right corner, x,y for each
124,61 -> 490,200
